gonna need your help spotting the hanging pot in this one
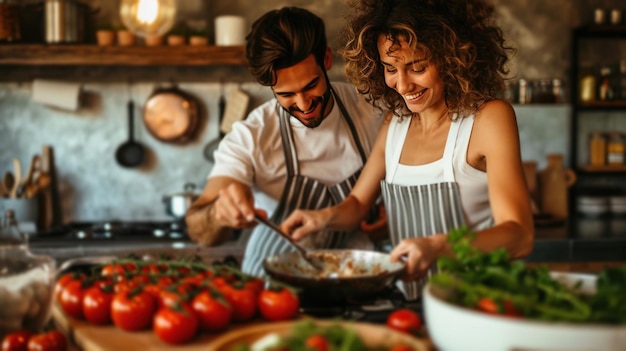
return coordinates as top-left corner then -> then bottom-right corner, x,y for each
143,85 -> 200,144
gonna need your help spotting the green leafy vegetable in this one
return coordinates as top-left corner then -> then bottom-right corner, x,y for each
430,226 -> 626,324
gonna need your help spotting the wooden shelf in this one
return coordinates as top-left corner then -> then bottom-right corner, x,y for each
579,165 -> 626,173
0,44 -> 247,66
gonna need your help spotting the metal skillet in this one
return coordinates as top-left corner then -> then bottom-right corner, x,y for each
263,249 -> 406,305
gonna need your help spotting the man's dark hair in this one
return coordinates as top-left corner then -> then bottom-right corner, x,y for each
246,7 -> 328,86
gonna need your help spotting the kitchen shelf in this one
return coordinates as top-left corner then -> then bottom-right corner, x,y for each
0,44 -> 247,66
579,165 -> 626,173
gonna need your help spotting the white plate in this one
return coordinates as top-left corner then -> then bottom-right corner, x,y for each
423,272 -> 626,351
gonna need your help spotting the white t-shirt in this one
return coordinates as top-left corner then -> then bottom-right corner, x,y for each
210,82 -> 382,217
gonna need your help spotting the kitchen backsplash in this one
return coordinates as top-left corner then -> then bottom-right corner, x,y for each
0,81 -> 568,222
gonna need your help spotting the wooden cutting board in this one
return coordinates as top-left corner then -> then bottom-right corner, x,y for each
52,304 -> 434,351
52,303 -> 261,351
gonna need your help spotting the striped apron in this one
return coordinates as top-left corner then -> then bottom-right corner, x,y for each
241,88 -> 369,276
380,118 -> 466,301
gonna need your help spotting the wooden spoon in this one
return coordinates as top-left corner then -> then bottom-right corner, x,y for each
3,171 -> 14,197
22,155 -> 42,198
9,158 -> 22,198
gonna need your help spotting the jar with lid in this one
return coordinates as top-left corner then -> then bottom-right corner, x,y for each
607,131 -> 625,165
589,131 -> 607,167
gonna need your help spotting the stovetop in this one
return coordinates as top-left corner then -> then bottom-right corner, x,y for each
31,220 -> 190,244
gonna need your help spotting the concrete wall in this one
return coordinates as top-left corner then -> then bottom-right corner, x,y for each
1,0 -> 624,223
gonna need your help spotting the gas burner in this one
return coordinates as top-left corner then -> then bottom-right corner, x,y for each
35,220 -> 190,244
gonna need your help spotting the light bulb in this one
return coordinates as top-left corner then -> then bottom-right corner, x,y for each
119,0 -> 177,38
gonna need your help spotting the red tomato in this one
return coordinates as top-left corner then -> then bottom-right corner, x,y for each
2,331 -> 33,351
386,309 -> 422,335
220,284 -> 257,322
305,335 -> 329,351
58,279 -> 86,319
244,278 -> 265,296
191,290 -> 232,331
43,331 -> 66,351
389,345 -> 413,351
54,272 -> 85,302
476,297 -> 521,317
82,284 -> 114,325
111,289 -> 156,331
26,331 -> 66,351
257,287 -> 300,321
158,289 -> 186,309
153,304 -> 198,345
100,264 -> 127,282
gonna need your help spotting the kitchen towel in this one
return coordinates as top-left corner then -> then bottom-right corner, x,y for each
31,79 -> 82,111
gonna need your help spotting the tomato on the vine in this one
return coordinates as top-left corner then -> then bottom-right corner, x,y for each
54,272 -> 85,302
2,330 -> 32,351
305,335 -> 329,351
257,287 -> 299,321
82,284 -> 114,325
100,264 -> 127,282
111,289 -> 156,331
220,283 -> 257,322
25,331 -> 66,351
386,309 -> 422,335
58,279 -> 87,319
244,278 -> 265,296
191,290 -> 232,331
153,304 -> 198,345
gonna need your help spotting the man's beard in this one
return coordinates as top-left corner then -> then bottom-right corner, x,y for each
283,87 -> 333,129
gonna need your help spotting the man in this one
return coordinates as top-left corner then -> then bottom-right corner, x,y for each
185,7 -> 383,276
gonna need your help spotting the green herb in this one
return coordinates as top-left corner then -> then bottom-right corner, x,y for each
430,226 -> 626,324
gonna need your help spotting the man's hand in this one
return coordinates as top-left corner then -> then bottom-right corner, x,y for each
213,182 -> 258,229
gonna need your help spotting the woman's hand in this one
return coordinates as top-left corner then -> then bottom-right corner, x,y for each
280,208 -> 333,241
390,234 -> 447,281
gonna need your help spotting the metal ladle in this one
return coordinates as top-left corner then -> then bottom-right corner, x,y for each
254,213 -> 324,271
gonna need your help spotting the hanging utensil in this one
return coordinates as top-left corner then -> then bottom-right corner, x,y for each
10,158 -> 22,198
3,171 -> 14,198
203,85 -> 226,163
254,213 -> 324,271
115,100 -> 146,168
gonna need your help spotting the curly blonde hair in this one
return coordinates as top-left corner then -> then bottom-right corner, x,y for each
341,0 -> 515,118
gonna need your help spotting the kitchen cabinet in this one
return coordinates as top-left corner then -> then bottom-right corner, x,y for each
0,44 -> 246,66
568,25 -> 626,234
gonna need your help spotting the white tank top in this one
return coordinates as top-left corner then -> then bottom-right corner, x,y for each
385,114 -> 492,230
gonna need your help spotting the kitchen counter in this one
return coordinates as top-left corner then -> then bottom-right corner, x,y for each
525,217 -> 626,270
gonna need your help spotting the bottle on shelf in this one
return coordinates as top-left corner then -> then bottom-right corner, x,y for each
607,131 -> 625,165
579,68 -> 596,103
598,66 -> 615,101
589,131 -> 607,167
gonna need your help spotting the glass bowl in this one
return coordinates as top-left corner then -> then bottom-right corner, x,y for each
0,247 -> 56,338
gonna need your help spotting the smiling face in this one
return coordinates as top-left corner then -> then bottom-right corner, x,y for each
272,53 -> 333,128
377,34 -> 446,115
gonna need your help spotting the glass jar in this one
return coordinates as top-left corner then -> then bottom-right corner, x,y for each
607,131 -> 625,165
589,131 -> 606,167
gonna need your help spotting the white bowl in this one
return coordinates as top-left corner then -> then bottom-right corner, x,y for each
423,272 -> 626,351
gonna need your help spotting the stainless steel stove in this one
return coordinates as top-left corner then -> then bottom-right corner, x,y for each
27,220 -> 244,265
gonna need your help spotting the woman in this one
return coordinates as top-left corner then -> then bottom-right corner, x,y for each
280,0 -> 534,300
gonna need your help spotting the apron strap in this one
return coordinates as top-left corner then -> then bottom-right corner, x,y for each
278,84 -> 367,176
442,114 -> 462,182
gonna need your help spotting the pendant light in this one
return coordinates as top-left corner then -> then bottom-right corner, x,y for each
119,0 -> 177,38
